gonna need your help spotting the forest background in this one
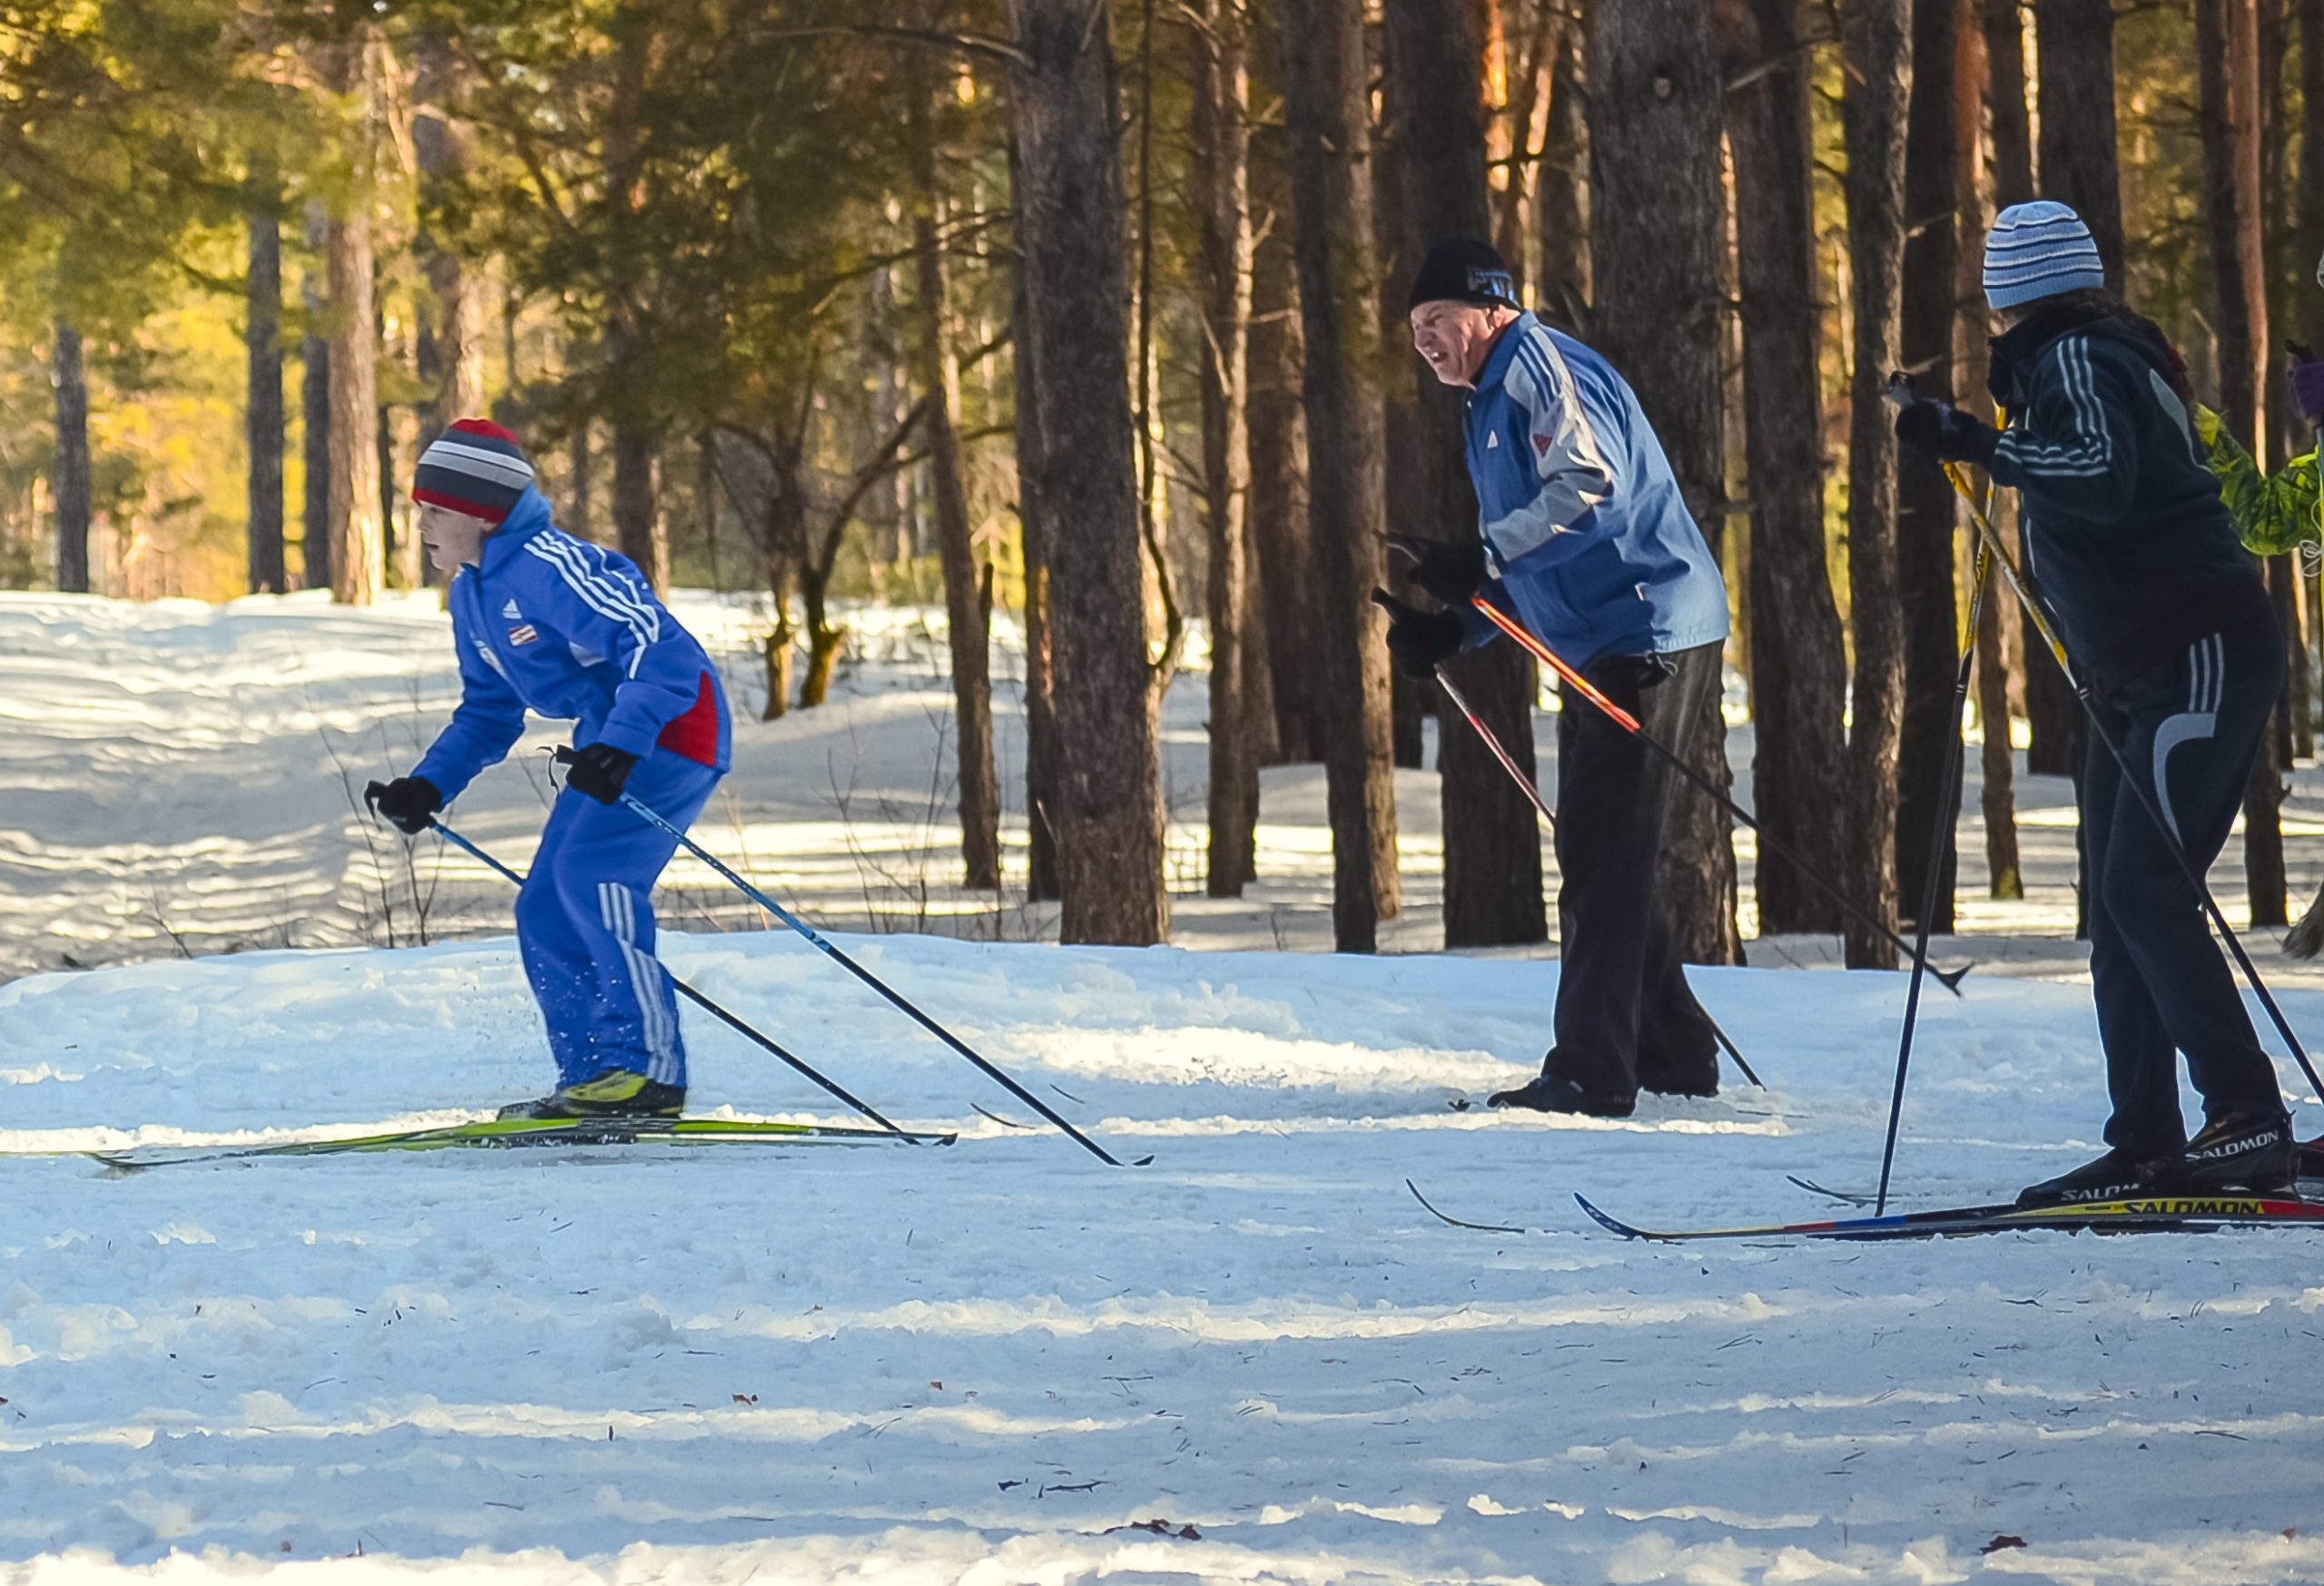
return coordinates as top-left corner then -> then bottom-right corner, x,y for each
0,0 -> 2308,965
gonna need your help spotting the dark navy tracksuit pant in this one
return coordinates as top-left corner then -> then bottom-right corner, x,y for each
1546,641 -> 1724,1101
2085,614 -> 2286,1155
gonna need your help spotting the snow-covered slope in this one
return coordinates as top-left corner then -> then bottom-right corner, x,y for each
5,931 -> 2324,1584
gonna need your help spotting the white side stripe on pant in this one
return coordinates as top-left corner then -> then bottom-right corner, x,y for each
599,881 -> 675,1081
2152,634 -> 2223,846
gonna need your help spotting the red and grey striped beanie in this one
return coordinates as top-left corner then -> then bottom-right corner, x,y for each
412,419 -> 535,525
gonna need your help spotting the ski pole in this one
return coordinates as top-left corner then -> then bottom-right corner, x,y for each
602,783 -> 1150,1167
1464,594 -> 1973,993
428,818 -> 918,1140
1910,430 -> 2324,1108
1874,517 -> 1997,1214
1429,658 -> 1766,1090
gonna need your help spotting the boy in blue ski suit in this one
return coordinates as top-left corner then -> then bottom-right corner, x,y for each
1380,240 -> 1732,1118
364,419 -> 732,1119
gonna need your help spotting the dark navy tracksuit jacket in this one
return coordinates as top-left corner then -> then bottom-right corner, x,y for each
1981,303 -> 2286,1148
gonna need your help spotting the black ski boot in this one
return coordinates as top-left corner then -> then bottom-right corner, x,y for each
1486,1072 -> 1635,1119
2146,1111 -> 2294,1197
498,1069 -> 685,1122
2015,1148 -> 2153,1209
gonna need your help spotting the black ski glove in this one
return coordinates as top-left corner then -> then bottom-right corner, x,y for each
1387,533 -> 1489,606
1371,589 -> 1465,680
365,775 -> 443,835
1894,398 -> 1998,466
562,742 -> 639,805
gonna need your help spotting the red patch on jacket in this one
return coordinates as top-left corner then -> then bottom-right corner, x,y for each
657,671 -> 721,765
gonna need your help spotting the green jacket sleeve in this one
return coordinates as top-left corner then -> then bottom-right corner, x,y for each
2200,402 -> 2320,556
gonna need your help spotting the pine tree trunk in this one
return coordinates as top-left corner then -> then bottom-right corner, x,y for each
1246,100 -> 1317,764
1278,0 -> 1401,952
1958,8 -> 2023,900
1007,0 -> 1169,945
1534,16 -> 1590,332
910,59 -> 1001,892
300,203 -> 331,595
1372,29 -> 1428,777
1587,0 -> 1739,965
413,32 -> 483,448
1009,191 -> 1062,903
246,209 -> 287,595
1716,0 -> 1848,937
2024,0 -> 2116,793
610,415 -> 665,590
1894,0 -> 1965,935
1841,0 -> 1914,969
2200,0 -> 2289,926
1192,0 -> 1260,898
1386,0 -> 1545,949
325,33 -> 384,609
569,420 -> 594,539
51,321 -> 90,594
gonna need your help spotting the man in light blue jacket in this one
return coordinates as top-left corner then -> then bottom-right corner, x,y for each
1382,240 -> 1729,1118
365,420 -> 732,1120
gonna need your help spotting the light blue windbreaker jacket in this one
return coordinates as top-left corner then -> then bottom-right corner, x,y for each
1460,313 -> 1729,670
414,488 -> 730,802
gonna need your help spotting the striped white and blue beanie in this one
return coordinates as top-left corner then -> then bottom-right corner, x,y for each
412,419 -> 535,525
1983,201 -> 2106,310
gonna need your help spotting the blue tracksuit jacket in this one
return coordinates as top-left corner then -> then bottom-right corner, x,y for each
1458,313 -> 1730,670
414,487 -> 731,1090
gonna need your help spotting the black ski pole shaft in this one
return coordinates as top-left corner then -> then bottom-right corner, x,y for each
612,790 -> 1148,1167
1936,457 -> 2324,1107
1468,595 -> 1972,994
1432,664 -> 1766,1090
1875,533 -> 1994,1214
430,819 -> 917,1139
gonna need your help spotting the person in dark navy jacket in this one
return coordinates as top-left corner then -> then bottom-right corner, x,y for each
1381,239 -> 1730,1118
1895,201 -> 2292,1206
364,419 -> 732,1120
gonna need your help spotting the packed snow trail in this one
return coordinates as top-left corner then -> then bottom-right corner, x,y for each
7,933 -> 2324,1583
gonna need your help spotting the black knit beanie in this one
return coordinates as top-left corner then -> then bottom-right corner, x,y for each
1407,239 -> 1521,313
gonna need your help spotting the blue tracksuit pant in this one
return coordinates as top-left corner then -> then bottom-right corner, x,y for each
515,750 -> 723,1089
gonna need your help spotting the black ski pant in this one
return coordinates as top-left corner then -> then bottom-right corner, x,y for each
1544,641 -> 1723,1101
2085,608 -> 2287,1157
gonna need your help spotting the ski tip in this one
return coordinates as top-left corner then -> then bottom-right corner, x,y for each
1571,1193 -> 1648,1239
1937,960 -> 1974,995
1130,1154 -> 1157,1167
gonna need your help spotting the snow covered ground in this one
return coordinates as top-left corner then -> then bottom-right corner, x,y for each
7,590 -> 2324,1583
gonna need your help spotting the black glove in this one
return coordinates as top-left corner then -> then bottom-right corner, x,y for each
364,775 -> 443,835
1387,533 -> 1488,606
1371,589 -> 1465,680
561,742 -> 639,805
1894,398 -> 1998,466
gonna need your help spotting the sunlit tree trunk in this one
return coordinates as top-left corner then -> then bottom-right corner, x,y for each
1588,0 -> 1739,964
910,54 -> 1001,891
300,203 -> 331,595
1008,0 -> 1169,944
1840,0 -> 1914,968
1246,87 -> 1317,763
246,203 -> 287,596
52,321 -> 90,594
2200,0 -> 2289,926
1717,0 -> 1848,937
1895,0 -> 1965,933
325,29 -> 385,608
1959,7 -> 2023,900
1278,0 -> 1401,951
1386,0 -> 1544,949
1192,0 -> 1260,897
